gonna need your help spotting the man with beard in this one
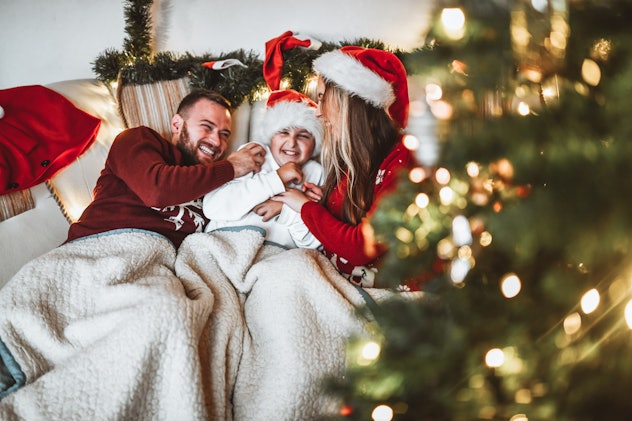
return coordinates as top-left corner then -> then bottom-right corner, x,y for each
66,89 -> 266,248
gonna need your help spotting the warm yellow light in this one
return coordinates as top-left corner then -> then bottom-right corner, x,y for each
563,312 -> 582,335
450,257 -> 471,284
582,59 -> 601,86
415,193 -> 430,208
429,100 -> 453,120
501,273 -> 522,298
580,288 -> 600,314
441,8 -> 466,40
425,83 -> 443,101
361,341 -> 381,361
517,101 -> 531,116
402,134 -> 420,151
479,231 -> 493,247
510,414 -> 529,421
372,405 -> 394,421
395,227 -> 414,244
625,300 -> 632,329
485,348 -> 505,368
515,388 -> 532,404
435,167 -> 451,185
466,162 -> 480,178
409,167 -> 427,183
439,187 -> 454,205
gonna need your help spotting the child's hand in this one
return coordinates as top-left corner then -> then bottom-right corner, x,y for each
277,162 -> 304,186
302,182 -> 323,202
253,199 -> 283,222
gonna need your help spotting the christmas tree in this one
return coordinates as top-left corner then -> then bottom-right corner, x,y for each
325,1 -> 632,420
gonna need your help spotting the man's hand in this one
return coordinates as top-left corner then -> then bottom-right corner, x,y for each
253,199 -> 283,222
276,162 -> 303,186
226,142 -> 266,177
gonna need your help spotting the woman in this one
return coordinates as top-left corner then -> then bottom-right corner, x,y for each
273,46 -> 417,289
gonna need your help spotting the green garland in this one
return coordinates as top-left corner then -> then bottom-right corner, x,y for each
91,0 -> 415,106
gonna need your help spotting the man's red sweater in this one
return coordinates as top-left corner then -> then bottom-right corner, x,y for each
67,126 -> 234,248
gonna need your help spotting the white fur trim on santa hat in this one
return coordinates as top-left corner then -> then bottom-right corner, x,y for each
313,49 -> 395,109
258,100 -> 323,158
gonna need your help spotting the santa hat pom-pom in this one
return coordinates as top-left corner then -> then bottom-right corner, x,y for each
0,105 -> 4,119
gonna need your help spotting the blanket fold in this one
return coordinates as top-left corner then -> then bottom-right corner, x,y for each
0,227 -> 406,420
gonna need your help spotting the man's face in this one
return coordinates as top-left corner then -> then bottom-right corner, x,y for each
269,128 -> 315,166
172,99 -> 232,165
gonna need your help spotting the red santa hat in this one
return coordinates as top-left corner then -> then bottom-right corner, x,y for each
263,30 -> 322,91
257,31 -> 323,158
259,89 -> 323,158
0,85 -> 101,194
312,46 -> 409,129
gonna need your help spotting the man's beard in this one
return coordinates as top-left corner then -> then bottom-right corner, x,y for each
176,122 -> 198,165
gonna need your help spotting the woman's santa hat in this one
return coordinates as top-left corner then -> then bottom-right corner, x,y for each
258,31 -> 323,158
312,46 -> 410,129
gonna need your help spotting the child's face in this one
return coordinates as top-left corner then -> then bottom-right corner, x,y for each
269,128 -> 315,166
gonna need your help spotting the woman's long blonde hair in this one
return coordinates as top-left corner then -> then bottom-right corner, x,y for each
319,80 -> 401,225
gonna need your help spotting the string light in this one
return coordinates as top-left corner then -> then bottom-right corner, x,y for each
415,193 -> 430,208
440,8 -> 466,40
501,273 -> 522,298
402,134 -> 420,151
580,288 -> 600,314
581,58 -> 601,86
563,312 -> 582,335
625,300 -> 632,329
371,405 -> 394,421
435,168 -> 451,185
485,348 -> 505,368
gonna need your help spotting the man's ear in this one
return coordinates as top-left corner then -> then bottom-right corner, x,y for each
171,114 -> 183,135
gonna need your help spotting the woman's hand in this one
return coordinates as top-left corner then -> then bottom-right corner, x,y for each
271,189 -> 311,213
302,182 -> 323,202
253,199 -> 283,222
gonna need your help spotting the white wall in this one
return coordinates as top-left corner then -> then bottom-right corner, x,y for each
0,0 -> 434,89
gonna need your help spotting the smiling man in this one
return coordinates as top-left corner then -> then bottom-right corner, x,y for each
66,89 -> 266,248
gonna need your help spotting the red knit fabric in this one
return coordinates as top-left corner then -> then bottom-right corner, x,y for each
0,85 -> 101,194
263,31 -> 314,91
66,127 -> 235,248
301,141 -> 415,275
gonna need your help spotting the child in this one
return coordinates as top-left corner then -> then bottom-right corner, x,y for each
202,89 -> 324,249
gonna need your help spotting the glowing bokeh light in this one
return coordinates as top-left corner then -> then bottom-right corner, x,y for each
582,58 -> 601,86
402,134 -> 420,151
435,168 -> 451,185
485,348 -> 505,368
429,100 -> 454,120
425,83 -> 443,101
625,300 -> 632,329
563,312 -> 582,335
466,162 -> 480,178
580,288 -> 600,314
415,193 -> 430,208
361,341 -> 381,361
372,405 -> 394,421
409,167 -> 427,183
501,273 -> 522,298
439,187 -> 455,205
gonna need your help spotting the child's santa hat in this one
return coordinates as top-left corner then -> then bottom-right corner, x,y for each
312,46 -> 409,129
259,89 -> 323,158
258,31 -> 323,158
